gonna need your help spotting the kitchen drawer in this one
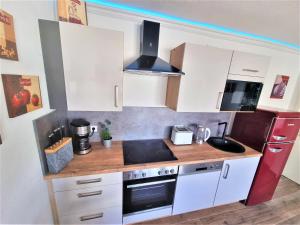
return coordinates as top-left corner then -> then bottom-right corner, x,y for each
268,118 -> 300,143
52,172 -> 122,192
55,184 -> 122,216
229,51 -> 270,78
59,206 -> 122,224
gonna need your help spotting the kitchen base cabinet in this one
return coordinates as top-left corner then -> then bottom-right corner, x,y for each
48,172 -> 122,225
59,206 -> 122,224
214,157 -> 260,206
172,170 -> 221,215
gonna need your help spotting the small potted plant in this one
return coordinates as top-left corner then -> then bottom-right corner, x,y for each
99,119 -> 112,148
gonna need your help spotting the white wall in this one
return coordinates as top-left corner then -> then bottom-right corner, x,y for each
87,6 -> 300,110
0,0 -> 54,223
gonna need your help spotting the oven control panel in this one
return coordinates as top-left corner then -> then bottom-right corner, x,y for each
123,166 -> 179,181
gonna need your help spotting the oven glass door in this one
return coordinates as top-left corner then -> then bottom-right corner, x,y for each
221,80 -> 263,111
123,175 -> 177,214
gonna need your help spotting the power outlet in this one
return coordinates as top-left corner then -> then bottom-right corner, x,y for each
91,125 -> 98,132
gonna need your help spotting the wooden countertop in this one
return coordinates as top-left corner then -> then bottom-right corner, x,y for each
45,138 -> 262,180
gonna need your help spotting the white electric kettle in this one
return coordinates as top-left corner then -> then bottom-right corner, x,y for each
195,125 -> 211,144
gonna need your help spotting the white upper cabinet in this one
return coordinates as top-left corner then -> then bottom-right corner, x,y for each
166,43 -> 233,112
214,157 -> 260,206
59,22 -> 124,111
229,51 -> 271,80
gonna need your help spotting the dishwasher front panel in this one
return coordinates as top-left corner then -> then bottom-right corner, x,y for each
172,170 -> 221,215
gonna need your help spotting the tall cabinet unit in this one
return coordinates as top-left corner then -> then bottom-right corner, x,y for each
166,43 -> 233,112
39,20 -> 124,111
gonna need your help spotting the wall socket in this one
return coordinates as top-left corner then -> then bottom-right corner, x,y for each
91,125 -> 98,132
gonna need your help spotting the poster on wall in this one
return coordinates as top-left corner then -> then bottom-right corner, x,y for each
2,74 -> 43,118
270,75 -> 290,99
57,0 -> 87,25
0,9 -> 18,61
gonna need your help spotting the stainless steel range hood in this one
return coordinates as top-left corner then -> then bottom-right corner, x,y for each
124,20 -> 184,76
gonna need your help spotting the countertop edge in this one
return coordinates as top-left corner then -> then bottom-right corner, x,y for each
44,138 -> 262,180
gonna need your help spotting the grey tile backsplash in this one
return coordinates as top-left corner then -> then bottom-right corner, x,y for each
68,107 -> 232,142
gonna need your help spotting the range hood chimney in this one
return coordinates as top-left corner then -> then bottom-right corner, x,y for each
124,20 -> 184,76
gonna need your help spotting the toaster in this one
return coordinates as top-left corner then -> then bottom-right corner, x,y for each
171,125 -> 193,145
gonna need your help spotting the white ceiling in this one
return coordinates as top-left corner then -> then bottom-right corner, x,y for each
110,0 -> 300,46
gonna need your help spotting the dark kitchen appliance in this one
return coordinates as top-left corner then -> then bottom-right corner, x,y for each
122,139 -> 178,224
124,20 -> 184,76
123,166 -> 178,224
230,108 -> 300,205
123,139 -> 178,165
70,119 -> 94,155
221,80 -> 263,111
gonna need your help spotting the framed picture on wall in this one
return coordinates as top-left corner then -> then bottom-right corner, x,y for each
57,0 -> 87,25
0,9 -> 18,61
2,74 -> 43,118
270,75 -> 290,99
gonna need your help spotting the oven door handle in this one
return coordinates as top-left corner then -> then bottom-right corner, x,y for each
126,179 -> 176,189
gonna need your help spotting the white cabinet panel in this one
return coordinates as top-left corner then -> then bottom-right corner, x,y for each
55,184 -> 122,216
173,171 -> 221,215
214,157 -> 260,206
166,43 -> 233,112
123,206 -> 172,224
229,51 -> 270,78
52,172 -> 122,192
59,206 -> 122,224
59,22 -> 123,111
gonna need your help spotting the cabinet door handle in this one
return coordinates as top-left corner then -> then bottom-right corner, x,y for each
77,190 -> 102,198
223,164 -> 230,179
242,69 -> 259,73
114,85 -> 119,108
273,135 -> 287,141
76,178 -> 102,185
216,92 -> 223,109
80,212 -> 103,221
269,147 -> 283,153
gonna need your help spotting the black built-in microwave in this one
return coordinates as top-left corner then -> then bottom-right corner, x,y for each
221,80 -> 263,111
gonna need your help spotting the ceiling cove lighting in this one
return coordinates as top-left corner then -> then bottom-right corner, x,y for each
86,0 -> 300,50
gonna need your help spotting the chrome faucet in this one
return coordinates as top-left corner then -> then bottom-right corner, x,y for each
218,122 -> 228,139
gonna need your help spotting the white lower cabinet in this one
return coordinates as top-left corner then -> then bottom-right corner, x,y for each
172,157 -> 260,216
51,172 -> 122,225
172,170 -> 221,215
59,206 -> 122,224
214,157 -> 260,206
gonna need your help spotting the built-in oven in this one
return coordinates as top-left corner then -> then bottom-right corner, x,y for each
221,80 -> 263,111
123,166 -> 178,224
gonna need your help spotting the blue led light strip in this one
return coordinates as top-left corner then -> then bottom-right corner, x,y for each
86,0 -> 300,50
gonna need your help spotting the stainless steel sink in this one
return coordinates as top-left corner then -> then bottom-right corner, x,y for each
207,137 -> 245,153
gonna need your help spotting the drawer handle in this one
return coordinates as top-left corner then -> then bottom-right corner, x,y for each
80,212 -> 103,221
242,69 -> 259,73
77,190 -> 102,198
76,178 -> 102,185
269,147 -> 283,153
223,164 -> 230,179
273,135 -> 287,141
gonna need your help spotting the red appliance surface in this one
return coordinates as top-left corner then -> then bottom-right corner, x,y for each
231,108 -> 300,206
230,110 -> 275,151
267,118 -> 300,143
246,142 -> 294,205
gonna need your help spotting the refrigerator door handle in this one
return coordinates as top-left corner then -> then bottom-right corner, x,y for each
272,135 -> 287,141
269,147 -> 283,153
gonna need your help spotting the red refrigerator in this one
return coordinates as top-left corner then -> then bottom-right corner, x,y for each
231,107 -> 300,206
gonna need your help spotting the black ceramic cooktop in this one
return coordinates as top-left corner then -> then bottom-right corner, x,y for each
123,139 -> 178,165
